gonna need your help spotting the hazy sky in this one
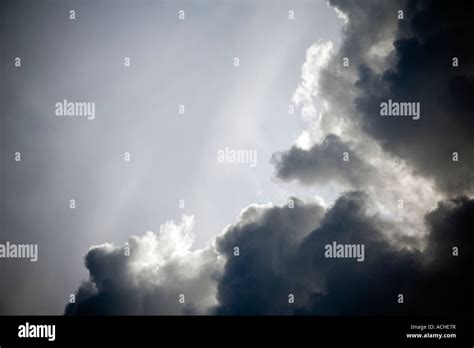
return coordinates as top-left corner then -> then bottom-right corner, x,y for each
1,0 -> 341,314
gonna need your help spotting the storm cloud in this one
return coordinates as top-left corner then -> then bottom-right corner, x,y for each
354,0 -> 474,195
215,192 -> 473,315
271,0 -> 472,250
66,192 -> 473,315
65,0 -> 474,316
275,0 -> 474,195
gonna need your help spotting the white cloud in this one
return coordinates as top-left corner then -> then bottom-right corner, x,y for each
292,41 -> 333,120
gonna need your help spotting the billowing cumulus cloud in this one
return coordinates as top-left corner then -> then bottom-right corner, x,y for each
66,193 -> 474,315
65,216 -> 223,315
272,0 -> 473,237
316,0 -> 474,195
216,192 -> 474,315
214,198 -> 326,315
66,0 -> 474,316
352,0 -> 474,195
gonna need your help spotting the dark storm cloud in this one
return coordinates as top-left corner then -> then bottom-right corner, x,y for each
299,193 -> 474,315
275,0 -> 474,195
415,196 -> 474,315
65,199 -> 325,315
214,0 -> 474,315
66,192 -> 474,315
214,198 -> 326,315
214,192 -> 474,315
272,134 -> 376,187
65,246 -> 155,315
344,0 -> 474,194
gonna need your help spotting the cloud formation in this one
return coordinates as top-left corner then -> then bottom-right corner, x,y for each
66,193 -> 474,315
285,0 -> 474,196
216,192 -> 473,315
353,0 -> 474,195
65,216 -> 222,315
66,0 -> 474,315
272,134 -> 377,187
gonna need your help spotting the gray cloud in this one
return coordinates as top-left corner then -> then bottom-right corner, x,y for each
272,134 -> 377,187
277,0 -> 474,195
338,0 -> 474,195
215,191 -> 418,315
214,198 -> 326,315
215,191 -> 473,315
222,0 -> 474,315
66,192 -> 474,315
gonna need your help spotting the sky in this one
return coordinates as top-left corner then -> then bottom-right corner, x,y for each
1,0 -> 341,314
1,0 -> 473,316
